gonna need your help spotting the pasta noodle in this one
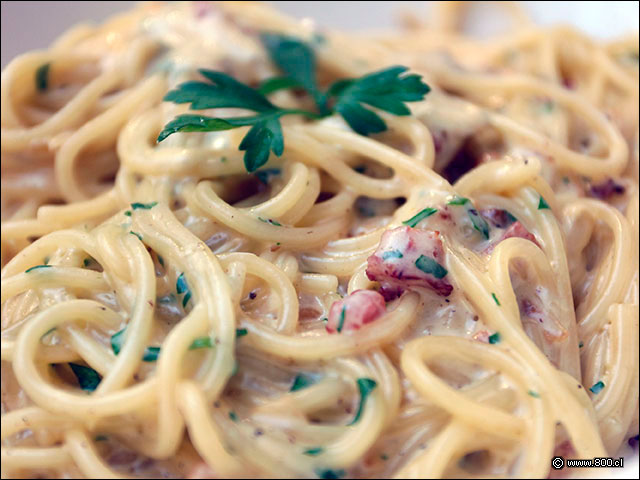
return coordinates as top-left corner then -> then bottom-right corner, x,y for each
1,1 -> 638,478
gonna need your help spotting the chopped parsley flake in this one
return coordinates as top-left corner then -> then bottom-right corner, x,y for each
528,390 -> 540,398
142,347 -> 160,362
229,411 -> 239,422
415,255 -> 448,279
467,208 -> 490,240
488,332 -> 501,344
258,216 -> 283,226
176,273 -> 192,307
236,328 -> 248,338
382,249 -> 403,260
131,201 -> 158,210
129,231 -> 143,241
69,363 -> 101,392
589,381 -> 604,394
491,293 -> 501,306
402,207 -> 437,228
348,377 -> 377,425
25,265 -> 52,273
303,447 -> 324,456
447,196 -> 469,206
336,306 -> 347,333
579,341 -> 584,348
316,469 -> 346,479
35,63 -> 51,91
124,210 -> 132,216
189,336 -> 214,349
538,196 -> 550,210
290,373 -> 316,392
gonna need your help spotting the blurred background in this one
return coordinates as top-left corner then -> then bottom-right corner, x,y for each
2,1 -> 638,67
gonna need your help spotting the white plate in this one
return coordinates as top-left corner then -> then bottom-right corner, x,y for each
0,1 -> 638,478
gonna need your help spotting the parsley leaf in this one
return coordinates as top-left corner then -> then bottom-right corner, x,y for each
402,207 -> 437,227
348,377 -> 377,425
158,70 -> 318,172
35,63 -> 51,92
415,255 -> 448,279
336,306 -> 347,333
69,363 -> 101,391
25,265 -> 52,273
290,373 -> 316,392
328,66 -> 430,135
159,38 -> 430,172
261,33 -> 326,110
488,332 -> 501,344
467,208 -> 490,240
164,69 -> 274,111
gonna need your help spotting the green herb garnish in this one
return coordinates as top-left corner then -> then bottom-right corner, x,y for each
176,273 -> 192,307
348,377 -> 377,425
229,411 -> 239,422
157,70 -> 319,172
124,210 -> 132,217
589,381 -> 604,394
69,363 -> 101,392
110,328 -> 126,355
142,347 -> 160,362
491,293 -> 501,306
528,390 -> 540,398
467,208 -> 490,240
415,255 -> 448,279
260,33 -> 326,110
25,265 -> 52,273
488,332 -> 501,344
303,447 -> 324,456
157,35 -> 430,173
291,373 -> 316,392
35,63 -> 51,92
579,341 -> 584,348
236,328 -> 248,338
258,216 -> 282,226
130,201 -> 158,210
336,306 -> 347,333
129,231 -> 143,241
402,207 -> 437,228
382,249 -> 403,260
538,196 -> 550,210
316,469 -> 346,479
189,336 -> 214,350
447,196 -> 469,206
328,65 -> 429,136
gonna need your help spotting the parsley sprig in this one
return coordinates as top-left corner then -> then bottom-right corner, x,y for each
157,34 -> 430,173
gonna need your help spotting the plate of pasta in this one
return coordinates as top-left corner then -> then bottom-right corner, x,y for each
1,1 -> 638,479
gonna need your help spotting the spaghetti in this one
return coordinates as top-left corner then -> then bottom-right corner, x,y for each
1,1 -> 638,478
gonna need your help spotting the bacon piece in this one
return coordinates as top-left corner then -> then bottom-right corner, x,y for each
366,226 -> 453,299
484,221 -> 538,254
326,290 -> 386,334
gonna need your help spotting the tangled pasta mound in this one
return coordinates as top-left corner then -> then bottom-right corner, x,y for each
1,2 -> 638,478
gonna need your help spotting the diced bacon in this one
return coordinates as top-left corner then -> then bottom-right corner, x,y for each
480,208 -> 515,228
366,226 -> 453,299
501,222 -> 537,244
326,290 -> 386,334
484,221 -> 538,254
